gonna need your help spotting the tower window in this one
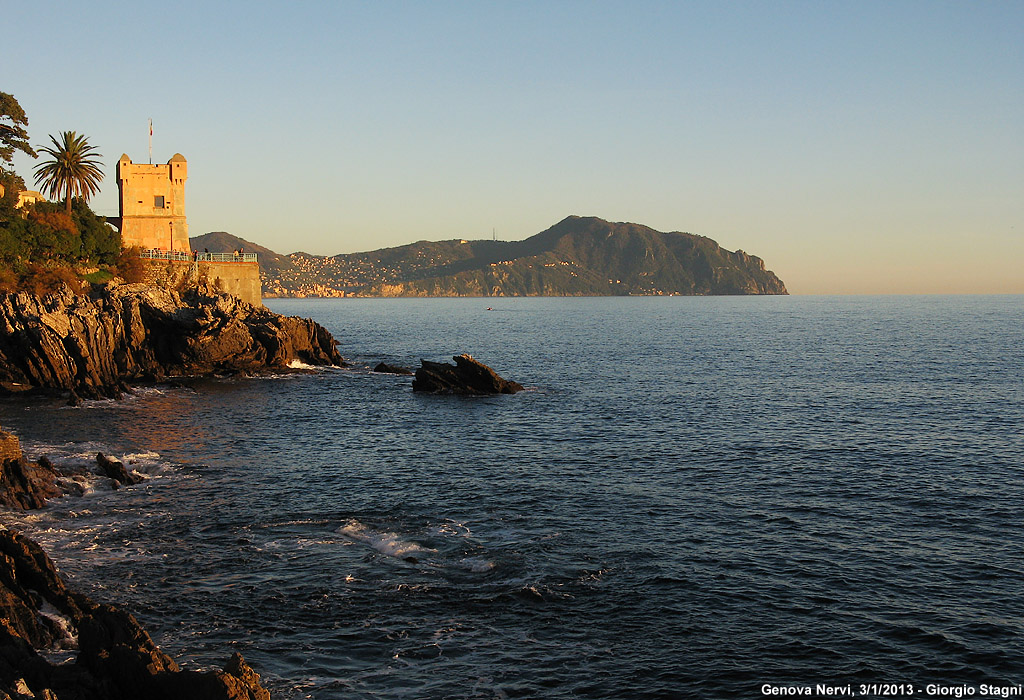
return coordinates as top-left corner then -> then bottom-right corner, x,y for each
154,196 -> 165,208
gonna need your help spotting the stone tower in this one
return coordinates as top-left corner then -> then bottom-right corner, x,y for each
116,153 -> 190,252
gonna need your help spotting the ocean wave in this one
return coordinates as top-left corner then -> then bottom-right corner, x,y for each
252,518 -> 333,529
286,359 -> 319,370
19,441 -> 175,477
337,519 -> 436,561
457,556 -> 496,573
248,363 -> 347,381
54,474 -> 102,497
431,520 -> 473,538
57,385 -> 173,409
38,601 -> 78,651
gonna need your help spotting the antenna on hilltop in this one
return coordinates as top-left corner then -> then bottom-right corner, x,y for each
493,227 -> 496,242
148,118 -> 153,164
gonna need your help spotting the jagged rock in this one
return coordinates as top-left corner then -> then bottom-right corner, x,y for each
372,362 -> 412,375
76,603 -> 181,698
95,453 -> 143,488
214,653 -> 272,700
0,282 -> 345,400
412,354 -> 523,395
0,528 -> 88,650
0,434 -> 61,512
0,528 -> 271,700
0,459 -> 61,512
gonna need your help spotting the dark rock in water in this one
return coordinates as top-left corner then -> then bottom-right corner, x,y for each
0,282 -> 346,400
373,362 -> 413,375
96,452 -> 144,487
412,354 -> 524,395
0,433 -> 103,508
0,527 -> 271,700
0,431 -> 62,510
0,526 -> 87,649
0,457 -> 61,510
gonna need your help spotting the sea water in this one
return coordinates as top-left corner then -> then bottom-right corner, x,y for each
1,295 -> 1022,699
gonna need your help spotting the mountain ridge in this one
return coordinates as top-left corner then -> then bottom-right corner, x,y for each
191,216 -> 787,297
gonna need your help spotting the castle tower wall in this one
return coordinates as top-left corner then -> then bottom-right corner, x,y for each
117,153 -> 190,252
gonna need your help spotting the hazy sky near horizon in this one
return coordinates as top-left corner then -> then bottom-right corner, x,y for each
6,1 -> 1023,294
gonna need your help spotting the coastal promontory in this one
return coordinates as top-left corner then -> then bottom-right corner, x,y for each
194,215 -> 788,297
0,282 -> 343,401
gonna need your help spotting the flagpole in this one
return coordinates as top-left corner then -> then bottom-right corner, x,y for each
148,119 -> 153,164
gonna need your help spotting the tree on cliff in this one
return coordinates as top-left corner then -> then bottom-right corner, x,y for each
0,92 -> 37,204
0,92 -> 36,181
33,131 -> 104,215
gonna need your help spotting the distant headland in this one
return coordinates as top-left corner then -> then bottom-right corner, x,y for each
193,216 -> 788,298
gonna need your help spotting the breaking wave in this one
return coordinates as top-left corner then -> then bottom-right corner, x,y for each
337,519 -> 436,560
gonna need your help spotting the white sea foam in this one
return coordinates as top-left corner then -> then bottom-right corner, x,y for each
20,441 -> 175,481
433,520 -> 472,538
64,398 -> 119,410
337,520 -> 436,560
119,451 -> 174,477
287,359 -> 317,370
130,386 -> 167,396
54,474 -> 98,497
458,557 -> 496,573
38,602 -> 78,651
257,518 -> 332,529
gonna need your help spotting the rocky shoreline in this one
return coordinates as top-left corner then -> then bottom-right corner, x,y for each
0,286 -> 528,698
0,429 -> 270,699
0,283 -> 353,699
0,282 -> 344,402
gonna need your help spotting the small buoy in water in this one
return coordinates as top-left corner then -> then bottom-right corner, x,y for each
486,307 -> 493,311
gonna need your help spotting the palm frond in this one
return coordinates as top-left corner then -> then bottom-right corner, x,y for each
32,131 -> 104,211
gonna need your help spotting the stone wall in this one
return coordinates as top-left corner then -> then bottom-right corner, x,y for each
0,429 -> 22,462
142,259 -> 262,306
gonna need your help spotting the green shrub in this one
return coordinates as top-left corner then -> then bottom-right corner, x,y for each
73,199 -> 120,265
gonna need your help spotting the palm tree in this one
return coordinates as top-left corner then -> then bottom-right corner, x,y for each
33,131 -> 104,214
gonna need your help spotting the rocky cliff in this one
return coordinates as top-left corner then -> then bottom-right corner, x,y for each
0,525 -> 271,700
0,283 -> 344,401
0,432 -> 270,699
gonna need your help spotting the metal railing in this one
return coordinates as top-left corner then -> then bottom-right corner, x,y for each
139,249 -> 258,263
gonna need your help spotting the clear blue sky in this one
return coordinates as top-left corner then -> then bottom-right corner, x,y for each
6,1 -> 1023,293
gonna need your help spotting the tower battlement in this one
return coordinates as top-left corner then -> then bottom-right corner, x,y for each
116,153 -> 190,252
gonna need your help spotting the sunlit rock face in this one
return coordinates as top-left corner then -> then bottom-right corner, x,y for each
0,282 -> 344,400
